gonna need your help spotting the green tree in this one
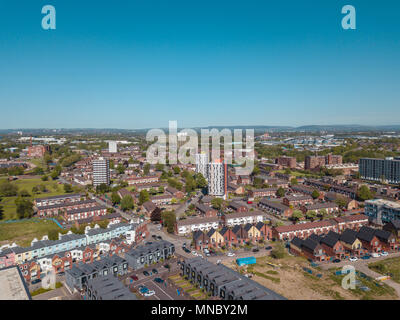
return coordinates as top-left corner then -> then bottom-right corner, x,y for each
155,163 -> 164,171
64,184 -> 73,193
50,165 -> 62,179
121,195 -> 134,211
173,166 -> 181,175
161,211 -> 176,233
211,198 -> 224,210
357,185 -> 374,201
253,177 -> 263,189
306,210 -> 317,221
0,181 -> 18,197
291,210 -> 304,221
290,178 -> 298,185
33,167 -> 45,175
311,189 -> 320,199
195,173 -> 208,189
335,196 -> 348,209
0,198 -> 3,220
111,192 -> 121,205
116,164 -> 125,174
143,163 -> 150,175
270,243 -> 286,259
18,189 -> 31,197
185,175 -> 197,192
276,187 -> 285,198
15,197 -> 34,219
139,190 -> 150,205
96,183 -> 110,194
158,186 -> 165,193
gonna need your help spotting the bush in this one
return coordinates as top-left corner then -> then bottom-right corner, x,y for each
270,243 -> 286,259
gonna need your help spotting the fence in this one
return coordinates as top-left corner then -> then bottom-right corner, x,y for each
0,217 -> 65,229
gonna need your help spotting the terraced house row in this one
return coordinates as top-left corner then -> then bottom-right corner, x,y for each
290,225 -> 399,262
36,199 -> 99,217
180,258 -> 286,300
193,222 -> 272,250
175,211 -> 266,235
65,255 -> 129,291
273,214 -> 369,241
0,222 -> 138,282
124,240 -> 175,270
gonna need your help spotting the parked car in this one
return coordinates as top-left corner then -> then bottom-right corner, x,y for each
265,246 -> 273,250
152,235 -> 157,239
163,264 -> 170,269
381,251 -> 389,257
144,290 -> 155,297
143,271 -> 150,276
152,268 -> 158,274
57,272 -> 65,276
252,248 -> 260,253
361,255 -> 371,260
130,275 -> 139,281
157,236 -> 162,240
332,259 -> 341,263
349,257 -> 358,262
31,279 -> 41,284
371,252 -> 380,258
191,251 -> 198,256
216,259 -> 222,264
139,286 -> 149,293
198,254 -> 203,258
227,252 -> 236,257
154,277 -> 164,283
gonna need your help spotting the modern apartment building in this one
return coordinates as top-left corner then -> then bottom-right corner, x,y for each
207,159 -> 227,199
359,157 -> 400,184
365,198 -> 400,225
195,152 -> 209,181
108,141 -> 118,153
92,157 -> 110,187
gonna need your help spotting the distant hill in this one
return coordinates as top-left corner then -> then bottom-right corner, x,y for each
2,124 -> 400,135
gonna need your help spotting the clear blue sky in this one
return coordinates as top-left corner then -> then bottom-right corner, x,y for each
0,0 -> 399,129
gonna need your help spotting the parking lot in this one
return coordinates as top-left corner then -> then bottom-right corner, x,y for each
125,257 -> 187,300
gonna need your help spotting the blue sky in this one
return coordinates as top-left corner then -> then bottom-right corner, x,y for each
0,0 -> 399,129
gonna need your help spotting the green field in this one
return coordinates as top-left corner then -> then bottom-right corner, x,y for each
0,177 -> 66,220
0,219 -> 61,247
369,257 -> 400,284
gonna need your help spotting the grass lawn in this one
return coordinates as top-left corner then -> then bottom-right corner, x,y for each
369,257 -> 400,283
0,177 -> 67,221
0,219 -> 61,247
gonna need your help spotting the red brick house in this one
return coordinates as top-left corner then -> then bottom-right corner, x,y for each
219,226 -> 238,247
255,222 -> 273,241
82,246 -> 94,264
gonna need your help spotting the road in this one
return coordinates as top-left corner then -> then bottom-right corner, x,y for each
175,190 -> 203,218
319,251 -> 400,298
